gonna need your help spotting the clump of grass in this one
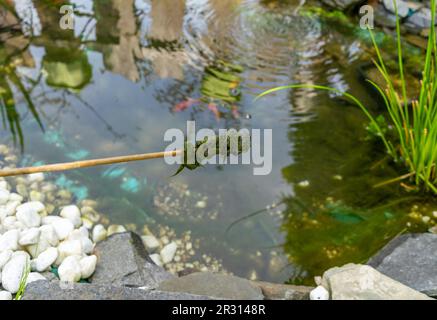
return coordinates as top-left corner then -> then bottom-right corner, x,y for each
14,260 -> 30,301
257,0 -> 437,193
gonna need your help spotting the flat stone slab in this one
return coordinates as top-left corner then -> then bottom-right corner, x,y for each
252,281 -> 312,300
322,263 -> 432,300
158,272 -> 264,300
91,232 -> 173,289
22,281 -> 215,300
368,233 -> 437,297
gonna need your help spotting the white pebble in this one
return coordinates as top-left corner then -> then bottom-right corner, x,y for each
0,181 -> 8,191
67,229 -> 94,254
422,216 -> 431,224
0,145 -> 8,155
16,184 -> 27,197
0,229 -> 19,251
298,180 -> 310,188
29,190 -> 45,202
92,224 -> 107,243
160,242 -> 177,264
81,206 -> 100,222
0,189 -> 10,205
27,172 -> 45,183
1,255 -> 28,293
67,227 -> 87,240
141,235 -> 160,252
81,237 -> 94,254
12,250 -> 30,260
56,240 -> 82,265
16,201 -> 45,214
107,225 -> 126,236
81,217 -> 93,229
2,216 -> 17,230
160,236 -> 169,245
195,200 -> 207,209
26,237 -> 51,259
77,226 -> 90,238
149,253 -> 163,267
41,216 -> 58,225
26,272 -> 46,285
0,291 -> 12,300
39,225 -> 59,247
58,256 -> 81,282
310,286 -> 330,300
4,200 -> 21,216
0,250 -> 12,270
35,247 -> 58,272
19,228 -> 40,246
8,193 -> 23,202
43,216 -> 74,240
60,205 -> 82,228
0,207 -> 7,221
79,255 -> 97,279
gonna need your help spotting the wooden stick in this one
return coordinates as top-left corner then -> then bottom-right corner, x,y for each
0,149 -> 183,178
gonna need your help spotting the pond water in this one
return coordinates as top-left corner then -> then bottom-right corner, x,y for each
1,0 -> 436,285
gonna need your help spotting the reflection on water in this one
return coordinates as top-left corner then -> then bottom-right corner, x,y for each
32,1 -> 91,89
93,0 -> 143,82
0,2 -> 42,148
0,0 -> 435,283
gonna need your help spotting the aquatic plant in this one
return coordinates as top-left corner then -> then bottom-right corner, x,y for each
258,0 -> 437,193
281,197 -> 408,285
0,64 -> 44,150
173,130 -> 251,176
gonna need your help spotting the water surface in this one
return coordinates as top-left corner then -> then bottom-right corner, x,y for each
0,0 -> 435,284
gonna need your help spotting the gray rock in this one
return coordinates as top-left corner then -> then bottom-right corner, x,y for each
252,281 -> 312,300
321,263 -> 432,300
374,4 -> 399,28
158,272 -> 264,300
368,233 -> 437,297
406,7 -> 437,29
40,270 -> 59,282
382,0 -> 410,18
320,0 -> 364,10
90,232 -> 174,289
22,281 -> 215,300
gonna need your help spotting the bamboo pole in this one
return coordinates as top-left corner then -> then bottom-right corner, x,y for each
0,149 -> 183,178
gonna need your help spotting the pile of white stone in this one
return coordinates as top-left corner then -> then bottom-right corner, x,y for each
0,174 -> 105,300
